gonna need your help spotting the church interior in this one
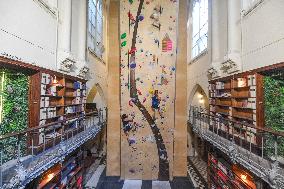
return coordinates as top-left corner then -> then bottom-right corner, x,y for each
0,0 -> 283,188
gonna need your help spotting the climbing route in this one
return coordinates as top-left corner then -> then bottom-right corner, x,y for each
120,0 -> 178,181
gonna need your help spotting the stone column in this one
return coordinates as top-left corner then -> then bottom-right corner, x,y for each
106,0 -> 121,177
209,0 -> 221,78
76,0 -> 89,78
57,0 -> 75,72
58,0 -> 72,53
227,0 -> 241,57
173,0 -> 189,177
222,0 -> 241,73
77,0 -> 87,63
211,0 -> 220,65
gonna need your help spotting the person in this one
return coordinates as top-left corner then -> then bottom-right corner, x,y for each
121,114 -> 133,135
151,90 -> 163,119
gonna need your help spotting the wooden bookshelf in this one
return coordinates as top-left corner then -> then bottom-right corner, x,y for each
209,73 -> 261,123
208,153 -> 257,189
37,150 -> 84,189
208,72 -> 265,145
28,71 -> 87,153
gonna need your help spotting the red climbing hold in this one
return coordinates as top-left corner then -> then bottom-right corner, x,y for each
128,47 -> 137,54
129,99 -> 133,107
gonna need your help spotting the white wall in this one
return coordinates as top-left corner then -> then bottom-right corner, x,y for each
0,0 -> 109,106
241,0 -> 284,71
0,0 -> 57,70
187,0 -> 284,107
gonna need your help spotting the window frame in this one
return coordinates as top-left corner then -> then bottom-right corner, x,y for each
191,0 -> 208,60
88,0 -> 104,58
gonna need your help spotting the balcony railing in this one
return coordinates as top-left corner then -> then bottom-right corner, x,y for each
188,106 -> 284,189
0,108 -> 107,189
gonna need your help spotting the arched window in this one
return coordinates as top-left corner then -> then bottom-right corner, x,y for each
88,0 -> 103,57
191,0 -> 208,59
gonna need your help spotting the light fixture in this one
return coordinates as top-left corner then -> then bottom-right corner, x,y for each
52,75 -> 59,85
241,174 -> 247,181
198,93 -> 204,104
47,173 -> 55,181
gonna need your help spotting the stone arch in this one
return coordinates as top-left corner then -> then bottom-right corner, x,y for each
188,83 -> 209,110
187,84 -> 209,157
86,83 -> 106,109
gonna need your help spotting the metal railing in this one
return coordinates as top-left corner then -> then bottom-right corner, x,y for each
0,107 -> 107,188
188,106 -> 284,188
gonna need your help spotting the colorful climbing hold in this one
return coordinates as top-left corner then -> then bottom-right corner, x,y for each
121,41 -> 127,47
138,15 -> 144,21
129,99 -> 133,107
121,32 -> 127,39
128,47 -> 137,54
130,62 -> 136,69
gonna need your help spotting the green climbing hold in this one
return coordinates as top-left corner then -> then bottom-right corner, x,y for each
129,0 -> 133,4
121,41 -> 127,47
121,33 -> 127,39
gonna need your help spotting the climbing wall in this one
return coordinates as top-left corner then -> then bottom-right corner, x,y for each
120,0 -> 178,180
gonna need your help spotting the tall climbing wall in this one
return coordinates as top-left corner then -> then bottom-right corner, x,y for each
120,0 -> 178,180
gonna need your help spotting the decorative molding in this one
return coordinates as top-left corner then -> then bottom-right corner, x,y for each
207,65 -> 220,80
221,53 -> 241,74
77,64 -> 90,78
57,51 -> 76,73
220,59 -> 239,73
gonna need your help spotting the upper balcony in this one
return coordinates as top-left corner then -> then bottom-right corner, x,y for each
188,106 -> 284,189
0,108 -> 107,189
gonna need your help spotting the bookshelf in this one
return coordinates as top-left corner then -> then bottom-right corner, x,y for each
208,153 -> 257,189
37,150 -> 84,189
209,73 -> 264,145
29,71 -> 87,153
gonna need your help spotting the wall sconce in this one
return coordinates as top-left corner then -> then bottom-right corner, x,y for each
198,93 -> 204,104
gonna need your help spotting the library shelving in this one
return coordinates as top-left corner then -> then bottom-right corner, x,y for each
208,72 -> 264,145
208,152 -> 257,189
36,149 -> 84,189
29,71 -> 87,153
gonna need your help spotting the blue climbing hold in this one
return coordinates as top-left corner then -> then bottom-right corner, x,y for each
138,15 -> 144,21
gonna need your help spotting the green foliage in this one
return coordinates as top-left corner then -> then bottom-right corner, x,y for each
0,69 -> 29,163
264,76 -> 284,157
